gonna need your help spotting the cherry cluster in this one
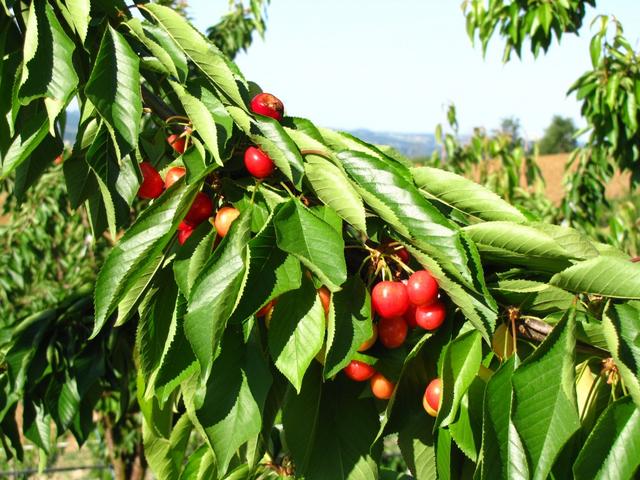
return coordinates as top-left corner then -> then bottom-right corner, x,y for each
136,92 -> 285,244
342,266 -> 446,412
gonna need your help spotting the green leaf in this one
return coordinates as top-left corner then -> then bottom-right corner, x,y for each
229,218 -> 302,324
463,221 -> 573,272
93,183 -> 198,337
412,166 -> 527,223
480,357 -> 529,480
323,276 -> 373,379
143,414 -> 192,480
304,154 -> 367,233
339,150 -> 474,287
406,246 -> 496,343
449,377 -> 484,461
66,0 -> 90,43
550,257 -> 640,299
252,116 -> 305,188
179,444 -> 215,480
573,396 -> 640,480
86,124 -> 132,238
1,108 -> 48,178
18,2 -> 78,132
602,302 -> 640,408
170,80 -> 226,165
398,416 -> 437,480
197,328 -> 272,477
137,269 -> 179,381
154,299 -> 198,404
85,26 -> 142,153
274,199 -> 347,292
173,227 -> 216,297
141,4 -> 246,107
490,279 -> 576,314
437,331 -> 482,427
282,364 -> 380,480
127,18 -> 181,80
511,309 -> 580,480
268,275 -> 325,392
185,210 -> 251,380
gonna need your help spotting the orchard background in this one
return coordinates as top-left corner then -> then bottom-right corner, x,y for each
1,1 -> 639,479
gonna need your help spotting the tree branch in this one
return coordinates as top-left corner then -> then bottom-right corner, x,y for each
141,85 -> 177,122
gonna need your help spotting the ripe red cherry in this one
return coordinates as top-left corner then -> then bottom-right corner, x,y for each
378,316 -> 408,349
423,378 -> 442,417
167,134 -> 186,154
250,92 -> 284,121
397,247 -> 410,263
372,281 -> 410,318
407,270 -> 439,306
178,220 -> 192,231
214,206 -> 240,237
370,373 -> 395,400
404,304 -> 418,328
415,301 -> 446,331
138,161 -> 164,199
178,225 -> 194,245
185,192 -> 213,226
244,147 -> 275,179
165,166 -> 186,189
343,360 -> 376,382
257,299 -> 276,318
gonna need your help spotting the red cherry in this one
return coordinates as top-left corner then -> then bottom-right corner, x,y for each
378,316 -> 408,349
415,302 -> 446,331
138,161 -> 164,199
165,166 -> 186,189
343,360 -> 376,382
167,134 -> 186,154
214,206 -> 240,238
407,270 -> 439,306
178,220 -> 192,231
178,225 -> 194,245
318,286 -> 331,317
244,146 -> 275,179
397,247 -> 410,263
404,304 -> 418,328
185,192 -> 213,226
257,299 -> 276,318
370,373 -> 395,400
371,281 -> 410,318
423,378 -> 442,417
250,92 -> 284,121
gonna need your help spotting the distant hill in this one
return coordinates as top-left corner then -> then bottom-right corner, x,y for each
63,110 -> 438,158
347,129 -> 437,158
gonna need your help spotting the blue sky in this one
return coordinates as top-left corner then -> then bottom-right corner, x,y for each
187,1 -> 640,139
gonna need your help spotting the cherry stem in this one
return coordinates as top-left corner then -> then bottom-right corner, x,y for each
300,149 -> 333,161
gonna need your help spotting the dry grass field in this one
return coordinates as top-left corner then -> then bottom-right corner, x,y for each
535,153 -> 630,205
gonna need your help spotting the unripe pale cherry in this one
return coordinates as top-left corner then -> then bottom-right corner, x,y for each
164,166 -> 186,189
370,373 -> 395,400
214,206 -> 240,237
